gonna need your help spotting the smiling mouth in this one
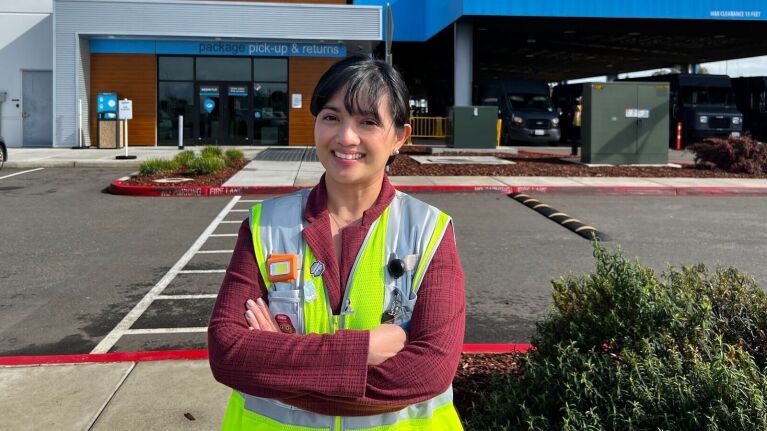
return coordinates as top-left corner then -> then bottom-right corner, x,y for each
333,151 -> 365,160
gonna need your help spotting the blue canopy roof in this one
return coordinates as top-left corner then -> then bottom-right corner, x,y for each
355,0 -> 767,42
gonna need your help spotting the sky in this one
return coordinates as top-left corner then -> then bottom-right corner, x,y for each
568,55 -> 767,83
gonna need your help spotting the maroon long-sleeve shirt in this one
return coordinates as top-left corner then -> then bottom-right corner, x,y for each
208,175 -> 466,416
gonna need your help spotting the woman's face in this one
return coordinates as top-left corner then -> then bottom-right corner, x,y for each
314,89 -> 410,188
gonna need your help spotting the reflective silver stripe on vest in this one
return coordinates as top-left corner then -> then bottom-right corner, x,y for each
385,191 -> 450,294
239,387 -> 454,430
255,189 -> 310,263
239,391 -> 334,428
344,387 -> 454,429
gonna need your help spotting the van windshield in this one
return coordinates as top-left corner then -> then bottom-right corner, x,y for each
507,93 -> 552,111
680,86 -> 736,106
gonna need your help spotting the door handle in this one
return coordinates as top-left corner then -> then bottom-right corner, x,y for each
22,112 -> 30,119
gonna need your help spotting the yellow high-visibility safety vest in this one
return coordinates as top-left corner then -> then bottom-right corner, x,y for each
220,189 -> 463,430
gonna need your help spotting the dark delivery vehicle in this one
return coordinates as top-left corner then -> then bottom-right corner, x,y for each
477,80 -> 560,145
732,76 -> 767,142
623,74 -> 743,147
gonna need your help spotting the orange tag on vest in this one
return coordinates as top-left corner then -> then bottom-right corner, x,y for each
266,254 -> 298,283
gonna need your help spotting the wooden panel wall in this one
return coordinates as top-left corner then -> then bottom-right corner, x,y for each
288,57 -> 337,145
90,54 -> 157,146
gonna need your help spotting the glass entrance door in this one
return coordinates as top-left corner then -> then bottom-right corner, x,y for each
226,84 -> 251,146
197,84 -> 222,145
196,82 -> 252,145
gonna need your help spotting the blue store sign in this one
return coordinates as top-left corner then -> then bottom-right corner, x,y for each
97,92 -> 118,113
91,39 -> 347,58
203,98 -> 216,113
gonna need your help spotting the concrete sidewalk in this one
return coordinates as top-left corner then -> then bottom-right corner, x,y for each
0,359 -> 229,430
8,146 -> 766,194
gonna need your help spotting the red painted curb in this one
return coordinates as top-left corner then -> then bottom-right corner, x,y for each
109,179 -> 767,197
0,344 -> 532,366
108,180 -> 302,197
0,349 -> 209,366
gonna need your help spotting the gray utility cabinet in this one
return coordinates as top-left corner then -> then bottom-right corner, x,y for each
582,82 -> 669,164
447,106 -> 498,148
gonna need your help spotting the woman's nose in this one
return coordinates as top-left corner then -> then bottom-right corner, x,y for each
337,122 -> 361,146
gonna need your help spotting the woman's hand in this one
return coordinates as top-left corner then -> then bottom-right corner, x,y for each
367,324 -> 407,366
245,298 -> 279,332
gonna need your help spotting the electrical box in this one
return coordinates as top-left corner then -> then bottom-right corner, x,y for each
447,106 -> 498,148
582,82 -> 669,164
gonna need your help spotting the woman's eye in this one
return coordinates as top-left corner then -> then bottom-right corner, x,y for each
322,114 -> 338,122
362,119 -> 380,127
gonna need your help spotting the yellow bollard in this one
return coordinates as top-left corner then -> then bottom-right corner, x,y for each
496,119 -> 502,147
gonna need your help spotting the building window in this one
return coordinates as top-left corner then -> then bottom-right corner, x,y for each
159,57 -> 193,81
253,82 -> 288,145
253,58 -> 287,82
196,57 -> 251,81
158,82 -> 194,145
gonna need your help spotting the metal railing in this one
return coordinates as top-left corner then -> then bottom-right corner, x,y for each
409,116 -> 447,139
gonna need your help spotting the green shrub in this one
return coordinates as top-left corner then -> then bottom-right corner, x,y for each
173,150 -> 196,168
462,243 -> 767,431
224,149 -> 245,166
201,145 -> 223,159
687,136 -> 767,174
138,158 -> 178,176
187,156 -> 226,175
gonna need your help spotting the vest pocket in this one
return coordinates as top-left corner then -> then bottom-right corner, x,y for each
267,289 -> 303,334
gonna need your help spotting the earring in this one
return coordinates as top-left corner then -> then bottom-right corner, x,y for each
393,149 -> 400,156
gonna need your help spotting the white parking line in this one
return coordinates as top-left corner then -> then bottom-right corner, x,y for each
220,220 -> 242,224
0,167 -> 44,180
229,209 -> 249,212
179,269 -> 226,274
238,199 -> 263,203
156,294 -> 218,300
124,327 -> 208,335
210,233 -> 238,237
91,196 -> 241,354
196,250 -> 234,254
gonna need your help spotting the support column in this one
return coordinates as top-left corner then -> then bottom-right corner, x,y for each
454,20 -> 473,106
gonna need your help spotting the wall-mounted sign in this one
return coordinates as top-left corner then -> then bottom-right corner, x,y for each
97,92 -> 118,113
229,86 -> 248,97
291,93 -> 302,109
203,98 -> 216,113
91,39 -> 347,58
118,99 -> 133,120
200,86 -> 219,97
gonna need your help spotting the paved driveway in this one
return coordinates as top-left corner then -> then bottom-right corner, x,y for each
2,170 -> 766,354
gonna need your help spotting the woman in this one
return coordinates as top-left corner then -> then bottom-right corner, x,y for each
208,55 -> 466,430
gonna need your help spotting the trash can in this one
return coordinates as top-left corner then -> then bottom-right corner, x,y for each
96,92 -> 123,148
447,106 -> 498,148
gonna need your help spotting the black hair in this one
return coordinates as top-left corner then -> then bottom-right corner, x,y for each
310,55 -> 410,132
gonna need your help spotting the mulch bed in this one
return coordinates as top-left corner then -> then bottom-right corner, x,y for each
391,146 -> 767,178
453,353 -> 522,407
121,146 -> 766,187
123,159 -> 249,187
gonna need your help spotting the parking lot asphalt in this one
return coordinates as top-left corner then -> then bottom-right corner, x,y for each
2,169 -> 767,355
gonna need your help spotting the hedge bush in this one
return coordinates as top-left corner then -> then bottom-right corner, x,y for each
687,136 -> 767,174
462,243 -> 767,430
201,145 -> 224,159
187,155 -> 227,175
224,149 -> 245,166
138,159 -> 178,176
173,150 -> 197,168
